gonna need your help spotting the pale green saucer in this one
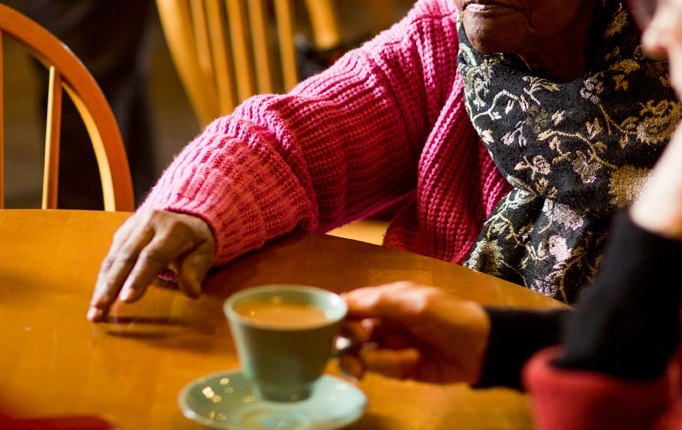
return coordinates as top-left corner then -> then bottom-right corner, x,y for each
178,369 -> 367,430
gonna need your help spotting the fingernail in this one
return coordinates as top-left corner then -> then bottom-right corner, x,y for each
87,307 -> 104,322
120,287 -> 135,302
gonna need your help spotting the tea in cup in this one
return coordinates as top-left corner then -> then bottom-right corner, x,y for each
224,284 -> 347,402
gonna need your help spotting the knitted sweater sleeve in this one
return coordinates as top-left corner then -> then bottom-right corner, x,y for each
523,347 -> 672,430
139,0 -> 463,266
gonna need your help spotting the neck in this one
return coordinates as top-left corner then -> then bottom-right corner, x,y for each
517,45 -> 589,82
517,2 -> 616,82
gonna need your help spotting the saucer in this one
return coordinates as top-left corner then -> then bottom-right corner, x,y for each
178,370 -> 367,430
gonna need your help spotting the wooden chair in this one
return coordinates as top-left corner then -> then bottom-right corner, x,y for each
0,3 -> 135,211
155,0 -> 344,128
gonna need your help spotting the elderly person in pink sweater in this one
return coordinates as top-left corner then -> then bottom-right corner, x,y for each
338,1 -> 682,428
88,0 -> 678,322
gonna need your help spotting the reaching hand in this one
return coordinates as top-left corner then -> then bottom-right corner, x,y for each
339,282 -> 491,385
87,210 -> 216,322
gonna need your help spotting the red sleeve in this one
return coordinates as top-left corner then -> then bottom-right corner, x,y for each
523,347 -> 672,430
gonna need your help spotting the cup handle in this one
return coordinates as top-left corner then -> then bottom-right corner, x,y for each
332,335 -> 367,381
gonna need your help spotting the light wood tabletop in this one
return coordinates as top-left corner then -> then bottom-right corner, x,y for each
0,209 -> 567,429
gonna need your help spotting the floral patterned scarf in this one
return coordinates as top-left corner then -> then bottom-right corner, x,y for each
457,7 -> 681,303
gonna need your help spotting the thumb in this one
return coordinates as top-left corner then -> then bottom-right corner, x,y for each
176,248 -> 214,298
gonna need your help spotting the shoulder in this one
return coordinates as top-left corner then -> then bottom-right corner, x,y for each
402,0 -> 458,36
362,0 -> 460,70
409,0 -> 458,19
372,0 -> 459,45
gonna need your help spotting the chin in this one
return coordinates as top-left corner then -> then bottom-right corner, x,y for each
466,32 -> 520,54
462,15 -> 525,54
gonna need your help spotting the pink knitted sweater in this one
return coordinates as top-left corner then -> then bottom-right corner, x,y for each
140,0 -> 511,267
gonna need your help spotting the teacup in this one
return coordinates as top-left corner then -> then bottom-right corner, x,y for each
224,284 -> 347,402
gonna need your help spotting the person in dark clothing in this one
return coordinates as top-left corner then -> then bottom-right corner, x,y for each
18,0 -> 157,208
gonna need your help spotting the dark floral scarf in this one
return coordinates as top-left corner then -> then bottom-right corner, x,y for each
457,7 -> 680,303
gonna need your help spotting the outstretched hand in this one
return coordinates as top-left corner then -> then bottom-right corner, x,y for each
339,282 -> 491,385
87,210 -> 216,322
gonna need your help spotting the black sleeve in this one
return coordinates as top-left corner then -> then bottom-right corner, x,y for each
475,307 -> 571,390
553,211 -> 682,380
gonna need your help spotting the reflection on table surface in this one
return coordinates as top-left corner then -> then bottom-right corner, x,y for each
0,209 -> 567,429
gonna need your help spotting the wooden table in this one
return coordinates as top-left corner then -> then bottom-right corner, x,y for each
0,209 -> 567,429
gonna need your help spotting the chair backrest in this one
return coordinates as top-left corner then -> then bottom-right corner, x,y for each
155,0 -> 343,128
0,4 -> 135,211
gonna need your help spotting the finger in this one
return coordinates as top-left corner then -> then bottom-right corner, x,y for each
120,214 -> 216,302
87,302 -> 109,322
175,243 -> 215,299
338,354 -> 365,380
118,235 -> 182,303
344,282 -> 439,321
339,319 -> 374,345
360,348 -> 420,380
88,219 -> 155,321
366,319 -> 418,350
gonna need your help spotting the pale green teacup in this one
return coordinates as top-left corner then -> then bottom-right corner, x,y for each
224,284 -> 347,402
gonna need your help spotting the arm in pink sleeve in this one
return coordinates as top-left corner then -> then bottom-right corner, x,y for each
141,0 -> 463,266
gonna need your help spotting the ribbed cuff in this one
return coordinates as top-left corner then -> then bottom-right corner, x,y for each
524,347 -> 671,430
